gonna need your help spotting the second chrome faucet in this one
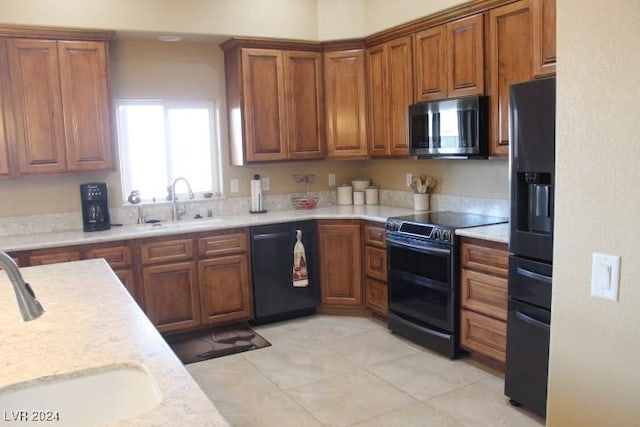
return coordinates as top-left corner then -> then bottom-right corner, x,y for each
171,177 -> 195,221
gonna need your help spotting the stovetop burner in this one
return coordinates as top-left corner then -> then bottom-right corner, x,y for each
386,210 -> 508,245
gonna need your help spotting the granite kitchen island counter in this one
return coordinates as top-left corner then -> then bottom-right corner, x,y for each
0,259 -> 229,426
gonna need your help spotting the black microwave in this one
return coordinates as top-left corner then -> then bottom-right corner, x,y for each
409,95 -> 489,159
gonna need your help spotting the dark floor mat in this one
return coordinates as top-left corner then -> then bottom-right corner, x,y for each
167,326 -> 271,365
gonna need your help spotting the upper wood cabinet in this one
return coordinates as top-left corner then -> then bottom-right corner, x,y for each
221,39 -> 325,164
488,0 -> 533,156
532,0 -> 556,77
1,30 -> 114,176
414,13 -> 484,102
366,36 -> 413,158
324,48 -> 368,159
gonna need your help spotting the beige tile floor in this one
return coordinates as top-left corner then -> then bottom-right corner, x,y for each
187,315 -> 546,427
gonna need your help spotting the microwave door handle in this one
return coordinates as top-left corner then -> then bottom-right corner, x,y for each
516,267 -> 552,284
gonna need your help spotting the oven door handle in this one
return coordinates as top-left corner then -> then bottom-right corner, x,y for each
387,238 -> 451,256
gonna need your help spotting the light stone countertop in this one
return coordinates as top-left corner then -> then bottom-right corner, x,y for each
0,259 -> 230,426
0,205 -> 509,252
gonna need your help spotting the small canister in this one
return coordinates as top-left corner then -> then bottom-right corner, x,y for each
353,191 -> 365,205
337,185 -> 353,205
365,187 -> 379,205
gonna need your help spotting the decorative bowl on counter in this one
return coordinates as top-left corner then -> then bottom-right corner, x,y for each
291,196 -> 319,210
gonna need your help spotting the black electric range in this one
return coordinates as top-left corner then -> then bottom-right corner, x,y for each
385,211 -> 508,358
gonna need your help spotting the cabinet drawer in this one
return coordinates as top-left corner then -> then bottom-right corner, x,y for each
460,309 -> 506,362
461,241 -> 509,277
29,250 -> 81,266
364,277 -> 388,314
364,245 -> 387,282
364,224 -> 386,248
85,245 -> 132,268
461,269 -> 508,321
140,238 -> 194,265
198,232 -> 248,258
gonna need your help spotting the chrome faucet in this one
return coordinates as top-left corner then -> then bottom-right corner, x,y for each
171,177 -> 195,221
0,251 -> 44,321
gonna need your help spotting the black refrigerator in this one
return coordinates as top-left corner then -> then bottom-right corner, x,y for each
505,77 -> 555,418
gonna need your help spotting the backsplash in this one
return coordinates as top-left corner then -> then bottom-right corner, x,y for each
0,190 -> 507,237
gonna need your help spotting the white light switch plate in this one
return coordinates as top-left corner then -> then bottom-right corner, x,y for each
328,173 -> 336,186
406,173 -> 413,187
591,253 -> 620,301
261,177 -> 270,191
230,178 -> 239,193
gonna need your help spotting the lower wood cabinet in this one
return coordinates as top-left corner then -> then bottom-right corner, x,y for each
199,254 -> 251,325
142,262 -> 201,333
364,276 -> 388,314
318,220 -> 363,310
363,222 -> 388,316
460,237 -> 509,365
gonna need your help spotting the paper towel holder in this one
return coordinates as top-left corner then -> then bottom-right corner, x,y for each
249,174 -> 267,214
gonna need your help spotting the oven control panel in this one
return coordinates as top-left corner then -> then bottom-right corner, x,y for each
385,219 -> 453,244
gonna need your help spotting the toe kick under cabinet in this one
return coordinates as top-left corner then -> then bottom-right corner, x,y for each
459,237 -> 509,366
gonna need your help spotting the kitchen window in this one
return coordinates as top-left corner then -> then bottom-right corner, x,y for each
115,100 -> 222,202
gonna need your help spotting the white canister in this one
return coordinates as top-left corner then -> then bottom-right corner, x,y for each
353,191 -> 365,205
337,185 -> 353,205
365,187 -> 379,205
413,193 -> 430,211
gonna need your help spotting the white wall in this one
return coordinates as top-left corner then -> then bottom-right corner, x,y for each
547,1 -> 640,425
364,0 -> 467,34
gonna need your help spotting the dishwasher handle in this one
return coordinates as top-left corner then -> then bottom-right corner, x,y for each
252,231 -> 295,241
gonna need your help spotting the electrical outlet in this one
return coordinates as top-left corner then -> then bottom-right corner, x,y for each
261,177 -> 270,191
230,178 -> 239,193
406,173 -> 413,187
328,173 -> 336,186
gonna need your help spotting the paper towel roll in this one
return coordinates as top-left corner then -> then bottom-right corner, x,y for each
337,185 -> 353,205
250,175 -> 263,212
353,191 -> 365,205
365,187 -> 379,205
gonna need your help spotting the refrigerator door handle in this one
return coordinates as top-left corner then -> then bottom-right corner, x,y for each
515,309 -> 550,330
516,267 -> 552,284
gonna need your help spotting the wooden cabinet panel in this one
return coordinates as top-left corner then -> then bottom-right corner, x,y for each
364,224 -> 386,248
324,49 -> 368,159
58,40 -> 113,171
364,245 -> 387,282
0,41 -> 10,176
461,269 -> 508,320
198,231 -> 248,258
85,245 -> 132,268
29,249 -> 81,266
319,222 -> 362,305
114,268 -> 139,303
284,51 -> 324,159
488,0 -> 533,156
241,48 -> 287,162
532,0 -> 556,77
6,38 -> 66,174
364,277 -> 388,314
199,255 -> 252,325
460,309 -> 507,363
142,262 -> 200,332
367,36 -> 412,158
414,26 -> 447,102
446,13 -> 484,98
140,238 -> 194,265
461,241 -> 509,277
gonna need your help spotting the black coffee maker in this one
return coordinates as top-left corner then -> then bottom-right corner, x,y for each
80,183 -> 111,232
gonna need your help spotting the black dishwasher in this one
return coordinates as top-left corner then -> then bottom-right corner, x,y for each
250,220 -> 320,325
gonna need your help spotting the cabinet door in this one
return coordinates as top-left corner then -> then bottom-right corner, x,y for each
446,13 -> 484,98
387,36 -> 413,156
364,245 -> 387,282
364,277 -> 388,314
488,0 -> 533,156
324,49 -> 368,159
366,44 -> 388,157
29,249 -> 81,266
199,254 -> 252,325
85,245 -> 132,269
284,51 -> 325,159
318,223 -> 362,305
114,268 -> 141,305
413,26 -> 447,102
532,0 -> 556,77
142,262 -> 200,332
6,38 -> 66,174
241,48 -> 287,162
58,41 -> 113,171
460,309 -> 507,363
